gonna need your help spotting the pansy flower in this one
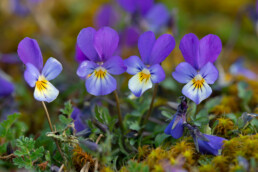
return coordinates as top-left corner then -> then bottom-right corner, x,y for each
124,31 -> 175,97
17,37 -> 62,103
164,96 -> 187,139
172,33 -> 222,104
71,107 -> 87,133
76,27 -> 126,96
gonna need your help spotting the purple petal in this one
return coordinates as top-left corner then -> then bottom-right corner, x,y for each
172,62 -> 197,84
164,115 -> 184,139
179,33 -> 199,70
77,27 -> 100,62
200,62 -> 218,84
94,5 -> 119,28
75,44 -> 89,63
138,31 -> 156,65
94,27 -> 119,61
117,0 -> 137,14
198,134 -> 226,155
121,26 -> 140,47
74,118 -> 86,133
137,0 -> 154,15
145,4 -> 170,33
198,34 -> 222,68
230,59 -> 257,80
0,53 -> 21,64
0,75 -> 14,97
42,57 -> 62,81
86,71 -> 117,96
149,64 -> 165,83
149,34 -> 175,65
124,56 -> 145,75
71,107 -> 81,120
24,63 -> 40,87
182,79 -> 212,104
76,60 -> 98,78
103,56 -> 126,75
17,37 -> 43,70
203,134 -> 226,150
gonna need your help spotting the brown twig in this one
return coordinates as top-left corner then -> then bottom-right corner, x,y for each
113,90 -> 124,133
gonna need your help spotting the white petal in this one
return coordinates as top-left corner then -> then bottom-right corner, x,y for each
128,71 -> 153,97
34,79 -> 59,103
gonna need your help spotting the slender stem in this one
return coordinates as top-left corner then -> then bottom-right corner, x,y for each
113,90 -> 124,133
143,84 -> 159,125
41,101 -> 65,161
139,84 -> 159,136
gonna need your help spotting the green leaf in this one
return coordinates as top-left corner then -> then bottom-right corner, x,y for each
0,113 -> 20,137
204,97 -> 221,112
60,100 -> 73,117
154,133 -> 170,147
59,115 -> 73,125
128,121 -> 140,131
31,146 -> 44,161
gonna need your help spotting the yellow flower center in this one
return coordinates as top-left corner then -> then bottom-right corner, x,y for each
36,76 -> 48,92
192,74 -> 205,89
93,67 -> 107,79
139,68 -> 151,83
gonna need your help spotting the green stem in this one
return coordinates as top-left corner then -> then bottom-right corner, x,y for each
113,90 -> 124,133
139,84 -> 159,135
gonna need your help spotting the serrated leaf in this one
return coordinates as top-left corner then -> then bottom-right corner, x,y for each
0,113 -> 20,137
31,146 -> 44,161
59,115 -> 73,125
60,100 -> 73,116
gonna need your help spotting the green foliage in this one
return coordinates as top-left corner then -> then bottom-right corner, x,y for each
0,113 -> 20,137
237,82 -> 253,112
13,136 -> 44,170
60,100 -> 73,117
126,160 -> 149,172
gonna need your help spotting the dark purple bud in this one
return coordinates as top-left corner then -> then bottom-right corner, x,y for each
79,140 -> 100,152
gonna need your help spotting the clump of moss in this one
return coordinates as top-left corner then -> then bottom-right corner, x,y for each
199,164 -> 217,172
211,96 -> 239,115
211,156 -> 229,172
214,117 -> 235,137
72,145 -> 95,171
222,134 -> 258,162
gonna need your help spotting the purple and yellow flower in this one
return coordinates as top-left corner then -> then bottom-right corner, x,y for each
17,37 -> 63,103
124,31 -> 175,97
164,96 -> 187,139
172,33 -> 222,104
0,72 -> 14,98
76,27 -> 126,96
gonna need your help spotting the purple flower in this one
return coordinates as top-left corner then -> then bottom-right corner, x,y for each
172,33 -> 222,104
17,37 -> 63,103
75,44 -> 89,64
117,0 -> 154,15
76,27 -> 126,96
71,108 -> 87,133
185,123 -> 226,155
164,96 -> 187,139
94,4 -> 120,28
230,58 -> 257,80
0,73 -> 14,98
120,26 -> 140,47
10,0 -> 42,16
124,31 -> 175,97
197,134 -> 226,155
117,0 -> 170,34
